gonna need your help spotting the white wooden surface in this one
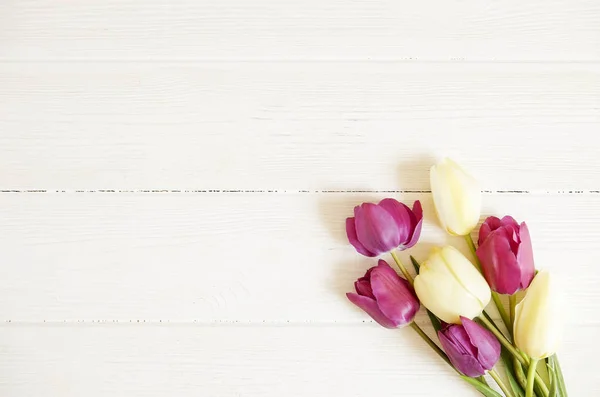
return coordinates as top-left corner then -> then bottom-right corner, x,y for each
1,1 -> 599,396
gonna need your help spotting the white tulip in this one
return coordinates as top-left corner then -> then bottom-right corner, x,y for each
414,246 -> 491,324
514,271 -> 563,359
430,158 -> 482,236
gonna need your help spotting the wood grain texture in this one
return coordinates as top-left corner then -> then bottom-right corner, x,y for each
0,325 -> 480,397
0,192 -> 597,324
0,0 -> 599,61
2,1 -> 599,395
0,324 -> 597,397
1,63 -> 599,190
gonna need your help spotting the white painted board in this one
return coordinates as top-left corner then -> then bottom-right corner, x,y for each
1,0 -> 599,395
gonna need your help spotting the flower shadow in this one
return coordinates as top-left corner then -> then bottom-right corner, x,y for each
396,154 -> 438,192
317,192 -> 381,245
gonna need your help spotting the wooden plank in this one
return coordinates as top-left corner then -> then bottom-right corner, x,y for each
1,63 -> 599,190
0,192 -> 597,323
0,324 -> 594,396
0,0 -> 599,61
0,325 -> 481,397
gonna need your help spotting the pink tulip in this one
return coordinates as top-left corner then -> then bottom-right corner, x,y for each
438,316 -> 501,377
346,199 -> 423,257
347,260 -> 420,328
476,216 -> 535,295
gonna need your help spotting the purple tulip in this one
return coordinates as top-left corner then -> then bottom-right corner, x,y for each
346,199 -> 423,257
438,316 -> 501,377
476,216 -> 535,295
347,260 -> 420,328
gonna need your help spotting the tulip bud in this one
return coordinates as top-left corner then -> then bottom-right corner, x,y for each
430,158 -> 481,236
514,271 -> 563,359
414,246 -> 491,324
438,316 -> 501,377
347,260 -> 420,328
476,216 -> 535,295
346,199 -> 423,257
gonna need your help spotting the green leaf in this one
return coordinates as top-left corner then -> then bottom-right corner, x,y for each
506,362 -> 526,397
410,255 -> 420,274
477,376 -> 490,387
480,310 -> 507,339
460,376 -> 504,397
426,309 -> 442,333
547,362 -> 558,397
513,357 -> 528,393
481,310 -> 504,335
500,345 -> 526,397
549,355 -> 568,397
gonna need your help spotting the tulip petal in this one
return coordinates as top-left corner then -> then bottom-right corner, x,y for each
500,215 -> 519,228
476,228 -> 522,295
414,246 -> 490,324
500,216 -> 521,252
478,216 -> 502,245
378,198 -> 412,247
404,200 -> 423,249
430,158 -> 481,236
430,164 -> 454,234
370,260 -> 419,326
443,324 -> 478,357
354,203 -> 401,255
438,330 -> 486,377
514,271 -> 563,359
516,222 -> 535,290
505,226 -> 521,254
346,293 -> 396,329
441,246 -> 492,310
355,279 -> 375,299
346,217 -> 376,257
460,316 -> 500,371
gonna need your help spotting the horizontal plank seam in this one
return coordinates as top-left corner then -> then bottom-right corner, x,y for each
1,189 -> 599,194
0,320 -> 594,328
1,60 -> 600,65
0,318 -> 513,326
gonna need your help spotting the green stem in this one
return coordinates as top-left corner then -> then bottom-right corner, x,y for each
489,368 -> 516,397
526,359 -> 539,397
464,234 -> 482,272
461,376 -> 504,397
535,374 -> 549,397
465,235 -> 511,331
491,292 -> 511,332
514,357 -> 529,392
482,318 -> 549,397
482,310 -> 506,336
480,316 -> 549,396
509,294 -> 517,327
479,315 -> 523,363
551,355 -> 568,397
410,309 -> 500,397
390,250 -> 414,285
409,322 -> 451,367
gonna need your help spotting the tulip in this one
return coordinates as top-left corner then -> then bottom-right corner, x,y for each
514,271 -> 563,359
438,316 -> 501,377
430,158 -> 481,236
346,199 -> 423,257
476,216 -> 535,295
414,246 -> 491,324
346,260 -> 420,328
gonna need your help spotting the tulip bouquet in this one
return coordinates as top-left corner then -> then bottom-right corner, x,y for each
344,158 -> 567,397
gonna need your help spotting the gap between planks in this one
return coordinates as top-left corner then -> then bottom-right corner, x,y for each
1,189 -> 599,194
2,60 -> 600,64
0,319 -> 490,327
